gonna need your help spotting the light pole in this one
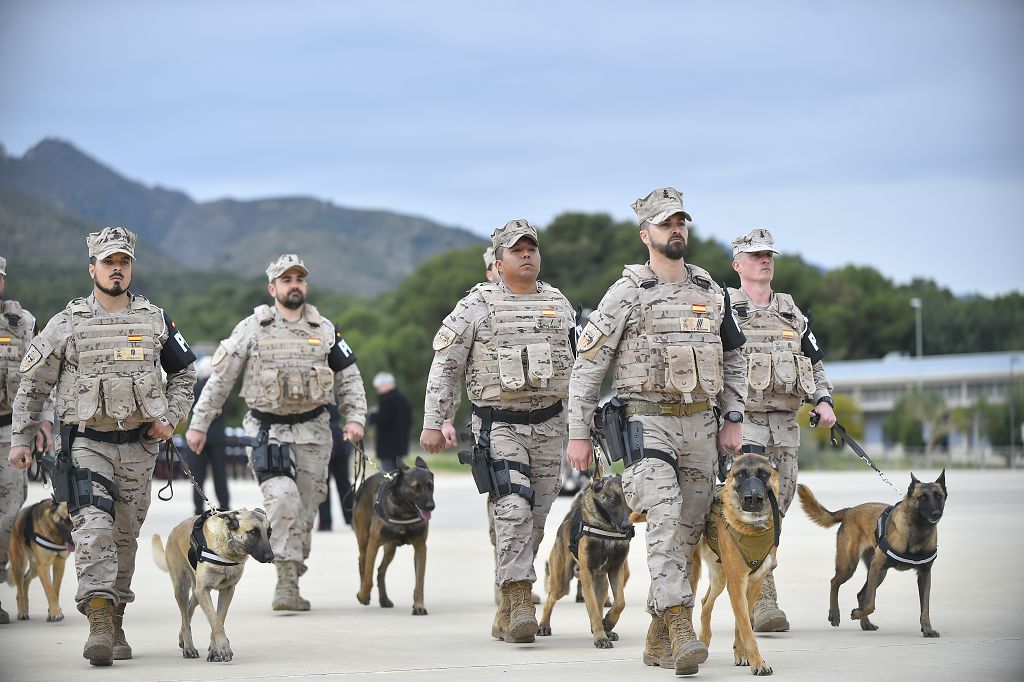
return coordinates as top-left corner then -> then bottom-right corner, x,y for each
1011,355 -> 1018,467
909,298 -> 923,359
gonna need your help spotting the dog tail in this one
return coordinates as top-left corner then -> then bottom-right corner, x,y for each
797,484 -> 845,528
151,534 -> 169,573
628,511 -> 647,524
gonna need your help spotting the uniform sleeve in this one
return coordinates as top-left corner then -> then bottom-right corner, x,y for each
567,280 -> 636,440
423,295 -> 479,430
718,348 -> 747,415
156,310 -> 197,427
21,310 -> 55,424
334,363 -> 367,426
189,317 -> 253,433
795,305 -> 830,402
11,313 -> 69,448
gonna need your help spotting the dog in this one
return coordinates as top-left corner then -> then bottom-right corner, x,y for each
6,497 -> 73,622
353,456 -> 435,615
798,470 -> 946,637
691,452 -> 781,676
151,508 -> 274,662
538,475 -> 633,648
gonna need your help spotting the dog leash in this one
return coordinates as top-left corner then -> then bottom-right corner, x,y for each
814,416 -> 902,497
157,438 -> 217,511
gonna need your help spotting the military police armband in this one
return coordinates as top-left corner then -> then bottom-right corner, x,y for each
328,328 -> 357,371
160,311 -> 198,373
801,314 -> 825,364
719,286 -> 746,352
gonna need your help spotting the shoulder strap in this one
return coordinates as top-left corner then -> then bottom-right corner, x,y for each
304,304 -> 323,326
253,304 -> 274,326
67,298 -> 91,317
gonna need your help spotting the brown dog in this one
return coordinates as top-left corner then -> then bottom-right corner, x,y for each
152,508 -> 274,662
798,470 -> 946,637
354,456 -> 434,615
692,452 -> 781,676
7,498 -> 73,622
538,475 -> 633,648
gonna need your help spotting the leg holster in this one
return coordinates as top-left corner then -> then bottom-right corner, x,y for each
252,441 -> 294,485
48,424 -> 118,518
472,407 -> 535,508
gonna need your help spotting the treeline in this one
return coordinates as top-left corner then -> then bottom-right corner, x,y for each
6,212 -> 1022,431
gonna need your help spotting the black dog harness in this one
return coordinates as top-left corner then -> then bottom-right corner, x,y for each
21,503 -> 70,553
876,506 -> 938,567
567,505 -> 634,559
188,510 -> 239,570
374,471 -> 426,526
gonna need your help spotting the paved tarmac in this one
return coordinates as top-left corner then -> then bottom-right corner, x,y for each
1,468 -> 1022,681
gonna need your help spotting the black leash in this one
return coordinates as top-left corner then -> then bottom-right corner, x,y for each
157,438 -> 216,511
348,438 -> 374,503
816,417 -> 902,497
28,439 -> 47,483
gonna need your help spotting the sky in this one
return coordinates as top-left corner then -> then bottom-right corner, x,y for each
2,1 -> 1022,296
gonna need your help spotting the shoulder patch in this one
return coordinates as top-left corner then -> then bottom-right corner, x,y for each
211,342 -> 231,372
432,325 -> 458,351
576,321 -> 603,353
19,336 -> 53,376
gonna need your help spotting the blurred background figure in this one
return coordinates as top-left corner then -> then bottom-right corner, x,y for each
186,355 -> 229,514
367,371 -> 411,472
318,403 -> 354,530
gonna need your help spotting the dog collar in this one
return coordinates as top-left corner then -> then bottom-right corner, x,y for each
876,506 -> 938,567
374,472 -> 427,526
33,534 -> 67,552
188,512 -> 240,570
568,506 -> 634,560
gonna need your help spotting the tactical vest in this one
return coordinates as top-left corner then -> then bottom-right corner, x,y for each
704,491 -> 775,574
56,296 -> 168,428
612,264 -> 724,403
729,289 -> 815,412
0,300 -> 32,413
239,304 -> 336,412
465,282 -> 573,403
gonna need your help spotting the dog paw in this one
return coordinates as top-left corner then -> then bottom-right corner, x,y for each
207,648 -> 233,662
850,608 -> 864,620
17,613 -> 29,621
594,637 -> 614,649
752,662 -> 773,676
828,611 -> 840,627
411,606 -> 428,616
606,631 -> 619,641
537,625 -> 552,636
182,647 -> 200,659
923,629 -> 940,638
356,591 -> 370,606
379,597 -> 394,608
46,612 -> 64,622
735,654 -> 751,667
860,619 -> 879,631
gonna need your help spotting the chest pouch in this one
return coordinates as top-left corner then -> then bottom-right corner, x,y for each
747,352 -> 772,398
102,376 -> 138,421
133,373 -> 168,419
259,369 -> 282,402
772,351 -> 797,393
76,376 -> 102,422
497,347 -> 527,391
284,369 -> 306,401
525,343 -> 553,389
694,345 -> 723,397
795,354 -> 815,396
309,367 -> 334,401
666,345 -> 698,403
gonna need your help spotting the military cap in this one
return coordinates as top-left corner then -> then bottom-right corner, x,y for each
732,228 -> 781,257
491,219 -> 539,251
266,254 -> 310,282
482,246 -> 496,270
87,226 -> 138,260
632,187 -> 693,227
0,256 -> 6,276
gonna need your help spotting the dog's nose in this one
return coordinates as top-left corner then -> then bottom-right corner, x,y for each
423,501 -> 436,511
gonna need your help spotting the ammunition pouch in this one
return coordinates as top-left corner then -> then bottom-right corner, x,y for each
239,426 -> 294,484
595,398 -> 675,469
460,407 -> 535,507
43,424 -> 118,518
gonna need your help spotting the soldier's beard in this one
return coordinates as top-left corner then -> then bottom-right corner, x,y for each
278,291 -> 305,310
652,237 -> 687,260
94,276 -> 128,297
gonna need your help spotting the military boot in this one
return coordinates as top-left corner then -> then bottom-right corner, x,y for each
491,583 -> 510,640
83,597 -> 114,666
752,572 -> 789,632
272,561 -> 311,611
0,600 -> 10,625
112,603 -> 132,659
642,613 -> 673,668
662,605 -> 708,676
505,580 -> 539,643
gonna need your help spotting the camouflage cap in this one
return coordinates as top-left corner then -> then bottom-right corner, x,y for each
491,219 -> 539,251
266,254 -> 310,282
732,228 -> 781,257
87,226 -> 138,260
631,187 -> 692,227
482,246 -> 496,270
0,256 -> 6,276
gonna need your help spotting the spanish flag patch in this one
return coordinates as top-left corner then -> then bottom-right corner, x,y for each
782,329 -> 796,339
308,338 -> 322,345
541,308 -> 557,317
691,304 -> 708,314
127,335 -> 143,343
0,337 -> 10,344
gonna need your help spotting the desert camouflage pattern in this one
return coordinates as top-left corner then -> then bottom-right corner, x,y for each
731,228 -> 781,257
87,226 -> 137,260
0,421 -> 27,580
266,253 -> 310,282
0,256 -> 6,276
491,219 -> 539,250
568,263 -> 746,615
631,187 -> 693,227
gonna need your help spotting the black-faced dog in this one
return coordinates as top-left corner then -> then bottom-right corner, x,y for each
353,456 -> 435,615
152,508 -> 275,662
538,475 -> 633,648
7,498 -> 73,622
798,470 -> 946,637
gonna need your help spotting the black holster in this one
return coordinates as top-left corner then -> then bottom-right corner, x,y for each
240,427 -> 294,484
594,398 -> 629,463
42,423 -> 118,518
459,407 -> 534,507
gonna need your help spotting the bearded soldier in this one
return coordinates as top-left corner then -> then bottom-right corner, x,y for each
8,228 -> 197,666
0,255 -> 54,625
187,254 -> 366,611
729,228 -> 835,631
420,220 -> 575,644
566,188 -> 747,675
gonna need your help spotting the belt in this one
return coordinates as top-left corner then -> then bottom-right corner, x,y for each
250,405 -> 327,425
624,399 -> 711,418
473,402 -> 563,426
0,413 -> 12,427
81,427 -> 144,445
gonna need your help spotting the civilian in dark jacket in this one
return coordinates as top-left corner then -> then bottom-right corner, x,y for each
367,372 -> 412,472
187,357 -> 230,514
318,403 -> 354,530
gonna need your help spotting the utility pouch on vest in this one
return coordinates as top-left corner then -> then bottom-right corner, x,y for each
497,347 -> 526,390
76,376 -> 102,422
133,373 -> 168,419
666,346 -> 697,402
101,376 -> 138,422
310,367 -> 334,401
693,345 -> 723,397
747,353 -> 772,398
284,369 -> 306,401
593,398 -> 629,463
795,355 -> 815,396
259,369 -> 281,403
525,343 -> 553,388
772,351 -> 797,393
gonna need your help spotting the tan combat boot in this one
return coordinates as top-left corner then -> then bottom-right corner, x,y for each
111,603 -> 132,659
642,613 -> 673,668
505,580 -> 539,643
491,583 -> 510,640
272,561 -> 311,611
83,597 -> 114,666
0,600 -> 10,625
752,572 -> 789,632
662,605 -> 708,676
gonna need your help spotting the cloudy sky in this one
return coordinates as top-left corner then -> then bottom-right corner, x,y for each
2,1 -> 1021,296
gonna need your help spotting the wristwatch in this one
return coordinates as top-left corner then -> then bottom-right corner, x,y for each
815,396 -> 835,409
724,411 -> 743,423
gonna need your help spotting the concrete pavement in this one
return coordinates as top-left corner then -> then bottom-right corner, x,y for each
1,468 -> 1022,681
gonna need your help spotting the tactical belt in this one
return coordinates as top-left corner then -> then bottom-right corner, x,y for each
0,413 -> 12,427
624,399 -> 710,418
250,405 -> 326,425
188,510 -> 239,570
473,401 -> 562,425
876,505 -> 937,567
80,427 -> 144,445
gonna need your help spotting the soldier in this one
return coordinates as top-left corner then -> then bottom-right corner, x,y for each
420,221 -> 575,644
729,228 -> 835,631
8,228 -> 197,666
566,187 -> 747,675
186,254 -> 366,612
0,256 -> 54,625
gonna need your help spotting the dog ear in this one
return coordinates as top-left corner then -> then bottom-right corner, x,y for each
226,512 -> 240,531
908,473 -> 919,496
591,476 -> 604,492
415,456 -> 428,469
253,508 -> 268,518
936,468 -> 947,495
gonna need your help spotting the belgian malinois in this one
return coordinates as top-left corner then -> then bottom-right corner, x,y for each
354,456 -> 435,615
7,498 -> 73,622
692,452 -> 781,676
538,475 -> 633,648
798,470 -> 946,637
152,508 -> 275,662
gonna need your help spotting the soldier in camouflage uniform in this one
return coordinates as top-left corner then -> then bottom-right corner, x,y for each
8,228 -> 197,666
566,188 -> 747,676
0,256 -> 54,625
187,254 -> 367,612
729,228 -> 835,632
421,221 -> 575,644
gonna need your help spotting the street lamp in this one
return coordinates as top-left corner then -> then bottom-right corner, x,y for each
909,298 -> 923,358
1011,355 -> 1018,467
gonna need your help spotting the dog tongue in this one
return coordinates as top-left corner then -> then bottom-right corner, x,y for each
419,509 -> 432,522
66,543 -> 76,553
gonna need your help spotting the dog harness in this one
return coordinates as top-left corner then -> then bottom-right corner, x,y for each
188,511 -> 239,570
703,488 -> 780,574
567,505 -> 634,560
876,506 -> 938,567
20,503 -> 70,553
374,470 -> 426,526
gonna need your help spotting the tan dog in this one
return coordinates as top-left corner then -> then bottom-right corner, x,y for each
7,498 -> 73,622
692,452 -> 781,676
152,508 -> 274,662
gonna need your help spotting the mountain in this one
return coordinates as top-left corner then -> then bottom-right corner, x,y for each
0,139 -> 484,295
